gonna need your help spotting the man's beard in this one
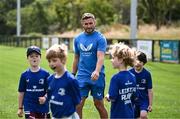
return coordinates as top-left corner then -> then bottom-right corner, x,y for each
85,28 -> 95,33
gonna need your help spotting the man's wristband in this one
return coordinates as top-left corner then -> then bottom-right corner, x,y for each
18,107 -> 23,109
72,73 -> 76,76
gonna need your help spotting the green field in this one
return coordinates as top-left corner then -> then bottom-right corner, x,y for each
0,45 -> 180,119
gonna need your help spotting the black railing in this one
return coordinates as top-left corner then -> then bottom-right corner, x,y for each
0,36 -> 179,63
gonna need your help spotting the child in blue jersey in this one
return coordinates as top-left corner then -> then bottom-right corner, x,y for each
17,46 -> 50,119
72,12 -> 108,119
129,51 -> 153,119
105,43 -> 137,119
39,44 -> 81,119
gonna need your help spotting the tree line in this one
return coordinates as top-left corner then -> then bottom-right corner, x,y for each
0,0 -> 180,35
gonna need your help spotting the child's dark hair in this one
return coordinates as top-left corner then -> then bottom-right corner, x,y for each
137,51 -> 147,64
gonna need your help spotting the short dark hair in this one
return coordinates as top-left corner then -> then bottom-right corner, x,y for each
81,13 -> 95,20
137,51 -> 147,64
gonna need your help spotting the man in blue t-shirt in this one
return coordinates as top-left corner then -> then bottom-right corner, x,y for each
72,12 -> 108,119
129,51 -> 153,119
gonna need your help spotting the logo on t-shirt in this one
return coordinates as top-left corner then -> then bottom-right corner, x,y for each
51,95 -> 55,99
80,43 -> 93,51
125,80 -> 132,85
33,85 -> 37,89
97,92 -> 102,96
26,79 -> 29,83
58,88 -> 65,96
119,87 -> 136,105
141,79 -> 146,84
39,79 -> 44,84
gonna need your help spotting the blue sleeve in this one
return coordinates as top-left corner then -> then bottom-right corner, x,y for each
97,35 -> 107,52
45,72 -> 50,91
108,76 -> 119,101
47,74 -> 53,85
131,79 -> 140,104
147,72 -> 152,89
69,79 -> 81,106
18,73 -> 26,92
46,75 -> 54,102
73,38 -> 79,55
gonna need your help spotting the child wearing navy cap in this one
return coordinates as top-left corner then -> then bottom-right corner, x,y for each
17,46 -> 50,119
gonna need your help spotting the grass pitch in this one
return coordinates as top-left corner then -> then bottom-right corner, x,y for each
0,46 -> 180,118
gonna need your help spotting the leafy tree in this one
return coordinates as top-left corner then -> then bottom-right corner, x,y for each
81,0 -> 115,26
166,0 -> 180,24
138,0 -> 180,29
2,0 -> 180,35
0,0 -> 16,34
0,0 -> 35,35
27,1 -> 49,34
55,1 -> 71,32
111,0 -> 130,24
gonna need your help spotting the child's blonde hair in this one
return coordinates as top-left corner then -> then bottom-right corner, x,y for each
110,42 -> 136,67
46,44 -> 68,61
